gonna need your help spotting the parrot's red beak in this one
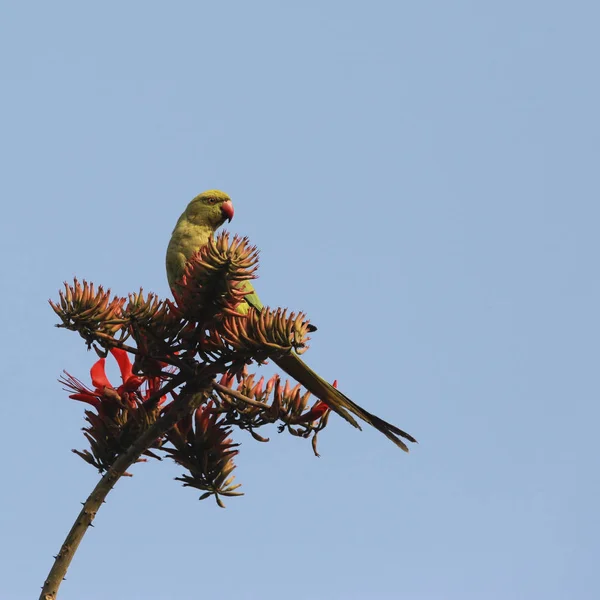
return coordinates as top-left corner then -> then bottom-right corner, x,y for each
221,200 -> 234,222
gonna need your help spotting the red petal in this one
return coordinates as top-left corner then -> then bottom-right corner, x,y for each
122,375 -> 144,392
110,348 -> 133,384
90,358 -> 112,389
293,401 -> 330,424
312,401 -> 330,416
69,393 -> 102,410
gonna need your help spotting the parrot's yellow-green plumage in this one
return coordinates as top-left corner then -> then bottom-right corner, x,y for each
166,190 -> 416,451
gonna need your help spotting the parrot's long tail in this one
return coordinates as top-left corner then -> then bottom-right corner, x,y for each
274,353 -> 417,451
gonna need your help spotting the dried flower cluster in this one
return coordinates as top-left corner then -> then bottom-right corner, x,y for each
173,232 -> 259,321
51,232 -> 330,507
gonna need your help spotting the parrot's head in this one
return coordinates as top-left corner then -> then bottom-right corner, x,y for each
184,190 -> 234,230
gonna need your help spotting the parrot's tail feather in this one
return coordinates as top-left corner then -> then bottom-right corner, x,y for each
273,353 -> 416,451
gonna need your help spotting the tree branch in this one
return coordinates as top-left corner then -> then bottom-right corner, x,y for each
93,331 -> 189,373
40,376 -> 206,600
213,381 -> 269,409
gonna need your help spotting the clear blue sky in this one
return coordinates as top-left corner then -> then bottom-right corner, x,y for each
1,2 -> 598,599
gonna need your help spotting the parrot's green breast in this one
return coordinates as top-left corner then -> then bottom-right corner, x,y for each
166,218 -> 214,288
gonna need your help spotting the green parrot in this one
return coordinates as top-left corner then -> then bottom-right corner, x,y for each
166,190 -> 416,451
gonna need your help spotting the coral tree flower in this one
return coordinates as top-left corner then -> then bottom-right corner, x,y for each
61,348 -> 159,411
61,348 -> 168,473
292,400 -> 329,424
291,380 -> 336,424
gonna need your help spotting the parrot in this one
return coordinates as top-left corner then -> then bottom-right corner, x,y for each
166,190 -> 417,451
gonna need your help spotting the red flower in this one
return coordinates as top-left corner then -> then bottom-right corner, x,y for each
109,348 -> 145,394
291,380 -> 336,424
60,348 -> 162,410
293,400 -> 330,424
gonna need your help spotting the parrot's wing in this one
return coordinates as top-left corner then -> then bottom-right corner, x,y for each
242,281 -> 263,311
240,280 -> 317,331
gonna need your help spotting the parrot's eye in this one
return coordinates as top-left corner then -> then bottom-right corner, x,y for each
206,197 -> 217,205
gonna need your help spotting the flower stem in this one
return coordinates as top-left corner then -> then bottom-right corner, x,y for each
213,381 -> 269,409
40,377 -> 205,600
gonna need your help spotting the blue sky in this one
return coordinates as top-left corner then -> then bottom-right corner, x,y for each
1,2 -> 598,599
